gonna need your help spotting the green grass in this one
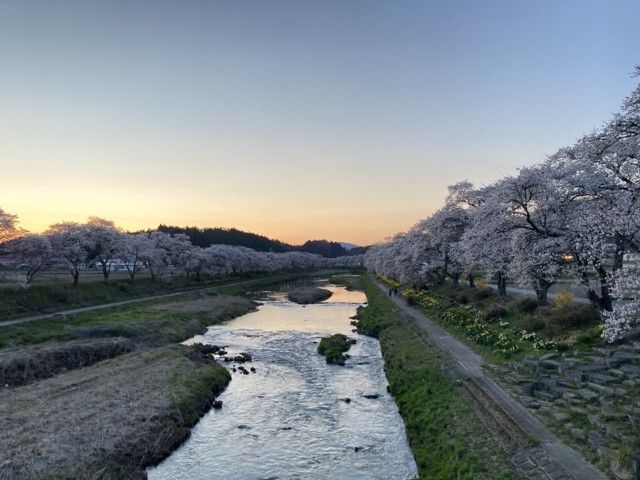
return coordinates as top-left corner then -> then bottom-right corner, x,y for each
357,275 -> 515,479
0,269 -> 349,322
0,274 -> 237,321
317,333 -> 352,365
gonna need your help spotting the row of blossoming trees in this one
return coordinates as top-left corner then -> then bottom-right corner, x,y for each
0,212 -> 362,287
365,68 -> 640,342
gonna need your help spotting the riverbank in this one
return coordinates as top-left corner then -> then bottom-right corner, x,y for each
0,269 -> 345,323
0,345 -> 230,479
380,277 -> 640,476
355,275 -> 517,479
0,271 -> 342,479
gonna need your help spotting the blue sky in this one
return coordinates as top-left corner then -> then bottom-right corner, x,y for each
1,0 -> 639,243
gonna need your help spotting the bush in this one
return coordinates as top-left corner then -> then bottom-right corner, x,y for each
482,305 -> 508,323
472,287 -> 495,302
522,315 -> 545,332
317,334 -> 352,365
406,294 -> 418,306
541,304 -> 601,332
514,297 -> 538,314
51,288 -> 72,304
451,291 -> 469,304
552,291 -> 574,310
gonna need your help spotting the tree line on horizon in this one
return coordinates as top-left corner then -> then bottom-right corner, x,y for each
365,67 -> 640,343
156,225 -> 368,258
0,214 -> 363,287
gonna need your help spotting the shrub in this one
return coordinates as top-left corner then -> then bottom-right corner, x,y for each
552,291 -> 574,310
406,294 -> 418,306
51,288 -> 72,304
522,315 -> 545,332
482,305 -> 508,323
318,334 -> 352,365
451,291 -> 469,304
472,287 -> 495,301
542,304 -> 601,332
514,297 -> 538,314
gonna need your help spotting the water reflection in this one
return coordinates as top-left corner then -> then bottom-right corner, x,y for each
148,284 -> 416,480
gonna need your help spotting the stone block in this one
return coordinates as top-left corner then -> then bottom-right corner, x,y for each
552,411 -> 569,422
578,388 -> 598,401
564,369 -> 586,383
586,382 -> 613,395
587,430 -> 604,450
586,373 -> 616,384
540,359 -> 563,373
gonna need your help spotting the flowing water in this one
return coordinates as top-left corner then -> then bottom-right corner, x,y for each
148,283 -> 417,480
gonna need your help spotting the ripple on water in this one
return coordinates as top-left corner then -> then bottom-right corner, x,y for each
148,285 -> 417,480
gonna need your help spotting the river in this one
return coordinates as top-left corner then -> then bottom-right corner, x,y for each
147,282 -> 417,480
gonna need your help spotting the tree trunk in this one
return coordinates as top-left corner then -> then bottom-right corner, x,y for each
535,279 -> 552,305
613,242 -> 625,272
596,266 -> 613,311
72,271 -> 79,288
451,274 -> 459,286
101,261 -> 110,283
467,273 -> 475,288
497,272 -> 507,296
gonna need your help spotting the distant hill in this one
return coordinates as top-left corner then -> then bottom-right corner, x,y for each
156,225 -> 366,258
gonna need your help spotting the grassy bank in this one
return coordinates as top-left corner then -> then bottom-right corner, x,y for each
0,269 -> 347,322
0,345 -> 231,480
0,293 -> 258,349
356,275 -> 516,479
384,279 -> 602,363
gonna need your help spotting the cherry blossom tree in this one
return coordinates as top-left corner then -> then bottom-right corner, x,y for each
0,208 -> 22,245
46,222 -> 90,287
602,266 -> 640,342
186,247 -> 209,281
85,218 -> 123,282
118,233 -> 151,283
8,235 -> 52,285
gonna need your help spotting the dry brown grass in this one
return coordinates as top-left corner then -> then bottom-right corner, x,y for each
0,345 -> 230,479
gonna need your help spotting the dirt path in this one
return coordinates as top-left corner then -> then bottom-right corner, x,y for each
0,280 -> 250,328
375,280 -> 606,480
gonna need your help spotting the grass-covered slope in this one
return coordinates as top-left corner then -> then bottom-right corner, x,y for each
356,275 -> 515,479
0,345 -> 231,480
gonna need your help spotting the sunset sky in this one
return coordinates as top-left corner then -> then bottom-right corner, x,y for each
2,0 -> 640,245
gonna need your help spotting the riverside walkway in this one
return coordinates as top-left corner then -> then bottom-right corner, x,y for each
375,280 -> 606,480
